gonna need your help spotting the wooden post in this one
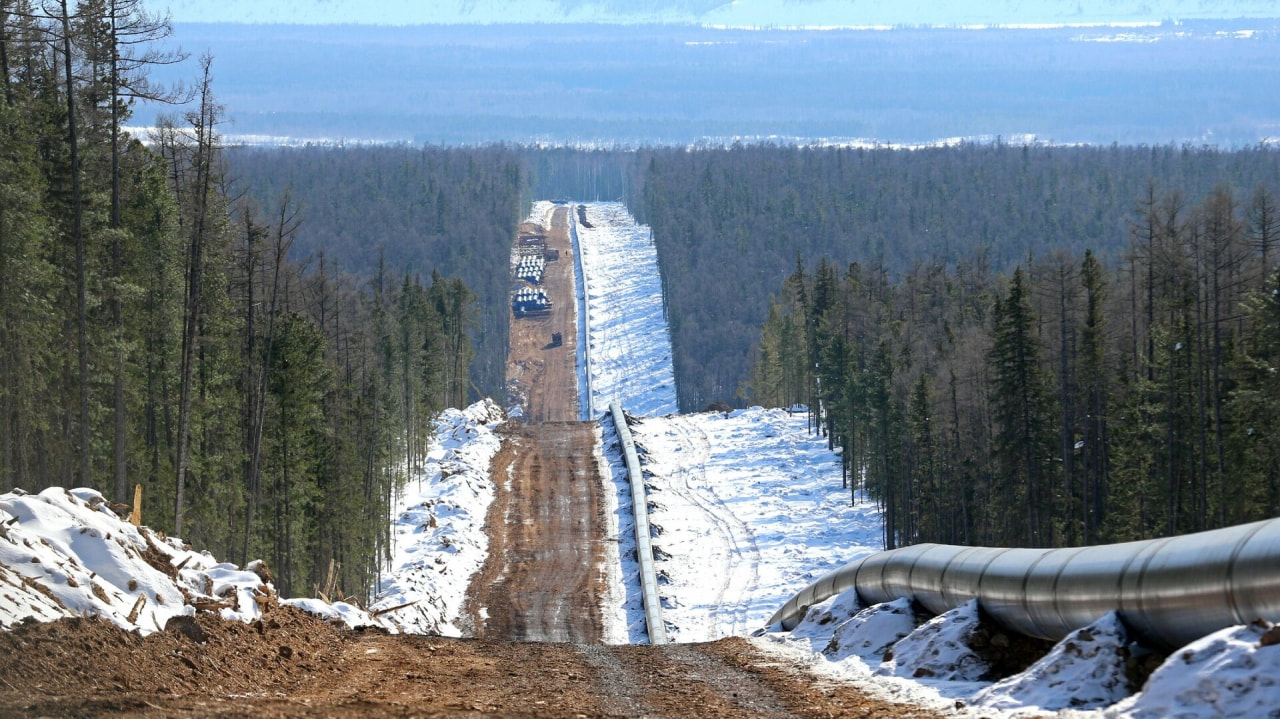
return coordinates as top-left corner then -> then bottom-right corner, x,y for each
130,483 -> 142,526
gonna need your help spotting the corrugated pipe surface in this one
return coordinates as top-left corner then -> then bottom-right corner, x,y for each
768,518 -> 1280,648
610,402 -> 667,645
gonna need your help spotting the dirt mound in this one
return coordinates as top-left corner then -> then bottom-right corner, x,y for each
0,603 -> 352,716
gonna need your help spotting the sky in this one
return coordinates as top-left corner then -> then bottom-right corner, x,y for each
159,0 -> 1280,26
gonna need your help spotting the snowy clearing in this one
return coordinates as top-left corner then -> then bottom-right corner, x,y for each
576,202 -> 679,419
570,201 -> 882,643
629,408 -> 884,642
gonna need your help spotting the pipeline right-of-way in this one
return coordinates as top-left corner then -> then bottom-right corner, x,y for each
768,517 -> 1280,649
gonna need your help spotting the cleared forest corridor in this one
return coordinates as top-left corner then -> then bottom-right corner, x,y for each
0,202 -> 937,718
464,203 -> 608,643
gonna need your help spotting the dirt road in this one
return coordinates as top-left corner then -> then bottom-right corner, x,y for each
507,205 -> 580,423
0,607 -> 942,717
464,202 -> 610,644
464,421 -> 607,643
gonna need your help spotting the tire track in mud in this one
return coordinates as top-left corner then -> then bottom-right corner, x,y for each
465,422 -> 607,643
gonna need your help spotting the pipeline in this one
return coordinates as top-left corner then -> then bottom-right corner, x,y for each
767,517 -> 1280,649
610,402 -> 667,645
569,204 -> 596,420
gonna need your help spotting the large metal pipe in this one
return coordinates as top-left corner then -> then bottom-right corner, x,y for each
569,204 -> 596,420
611,402 -> 667,645
767,518 -> 1280,648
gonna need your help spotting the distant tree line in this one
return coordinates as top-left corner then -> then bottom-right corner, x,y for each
227,144 -> 528,399
519,146 -> 633,203
751,183 -> 1280,549
0,2 -> 476,599
626,143 -> 1280,412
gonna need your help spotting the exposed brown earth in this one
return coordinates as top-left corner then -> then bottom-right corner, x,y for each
0,612 -> 943,718
465,201 -> 610,644
0,201 -> 943,718
463,421 -> 608,643
507,205 -> 580,423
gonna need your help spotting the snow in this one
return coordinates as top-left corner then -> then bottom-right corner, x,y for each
627,408 -> 884,642
824,598 -> 918,663
974,612 -> 1133,713
0,399 -> 504,638
576,202 -> 679,418
1109,623 -> 1280,719
569,202 -> 881,644
282,597 -> 379,629
762,587 -> 1280,718
788,587 -> 868,651
368,398 -> 505,635
596,417 -> 648,644
0,487 -> 289,633
878,599 -> 989,682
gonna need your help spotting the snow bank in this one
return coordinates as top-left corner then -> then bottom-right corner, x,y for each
525,200 -> 555,230
879,599 -> 988,682
974,611 -> 1133,712
763,576 -> 1280,718
0,400 -> 504,638
0,487 -> 304,634
1110,622 -> 1280,719
788,586 -> 865,651
576,202 -> 679,418
282,597 -> 380,630
630,407 -> 883,641
825,598 -> 918,664
369,398 -> 505,635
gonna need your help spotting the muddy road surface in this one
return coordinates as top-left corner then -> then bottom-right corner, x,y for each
0,609 -> 943,718
473,200 -> 609,644
464,421 -> 608,643
508,204 -> 580,423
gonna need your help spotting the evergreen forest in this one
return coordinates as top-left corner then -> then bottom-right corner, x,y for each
625,144 -> 1280,412
0,1 -> 480,599
750,184 -> 1280,550
7,0 -> 1280,594
228,145 -> 529,398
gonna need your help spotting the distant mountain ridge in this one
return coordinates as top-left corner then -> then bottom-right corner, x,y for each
159,0 -> 1280,26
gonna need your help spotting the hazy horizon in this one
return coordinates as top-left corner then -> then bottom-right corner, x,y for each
158,0 -> 1280,27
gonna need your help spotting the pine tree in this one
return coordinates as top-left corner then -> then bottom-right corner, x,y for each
1078,250 -> 1109,543
989,268 -> 1055,546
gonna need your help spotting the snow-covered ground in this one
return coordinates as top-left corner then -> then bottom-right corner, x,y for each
575,202 -> 679,419
758,588 -> 1280,718
367,399 -> 505,635
570,201 -> 875,644
630,408 -> 882,642
0,399 -> 506,638
0,487 -> 320,633
596,417 -> 648,645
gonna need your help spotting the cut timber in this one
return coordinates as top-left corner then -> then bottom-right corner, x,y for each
130,484 -> 142,527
